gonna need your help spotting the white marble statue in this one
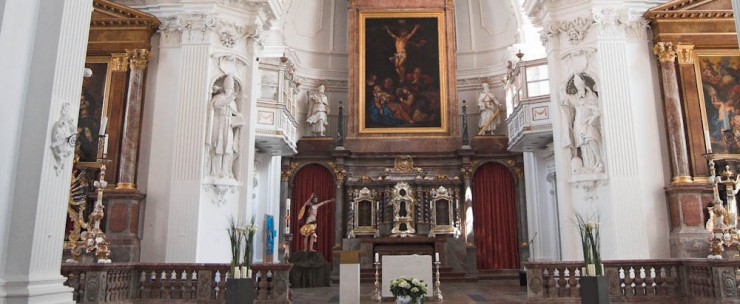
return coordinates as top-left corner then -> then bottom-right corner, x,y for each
306,84 -> 329,136
50,103 -> 76,175
477,82 -> 502,135
206,75 -> 243,179
561,73 -> 604,174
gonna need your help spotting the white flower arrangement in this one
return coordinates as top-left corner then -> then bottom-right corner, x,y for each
390,276 -> 428,301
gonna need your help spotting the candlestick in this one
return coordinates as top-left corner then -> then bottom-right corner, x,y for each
371,261 -> 381,302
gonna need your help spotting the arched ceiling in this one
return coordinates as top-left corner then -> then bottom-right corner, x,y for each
279,0 -> 523,82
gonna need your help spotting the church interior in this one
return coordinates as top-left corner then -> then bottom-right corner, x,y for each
4,0 -> 740,303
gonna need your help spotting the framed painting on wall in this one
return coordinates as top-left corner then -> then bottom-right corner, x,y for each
76,58 -> 112,162
359,10 -> 448,134
695,50 -> 740,155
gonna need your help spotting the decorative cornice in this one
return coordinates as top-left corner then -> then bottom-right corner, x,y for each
644,0 -> 733,20
216,19 -> 261,48
653,42 -> 677,63
91,0 -> 160,31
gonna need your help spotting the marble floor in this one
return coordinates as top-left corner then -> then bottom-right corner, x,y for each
291,280 -> 527,303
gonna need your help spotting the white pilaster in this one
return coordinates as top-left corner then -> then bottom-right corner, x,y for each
135,1 -> 276,263
0,0 -> 92,302
535,0 -> 670,260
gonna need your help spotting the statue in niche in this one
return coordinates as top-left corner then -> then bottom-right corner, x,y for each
561,73 -> 604,174
306,84 -> 329,136
206,75 -> 244,179
478,82 -> 502,135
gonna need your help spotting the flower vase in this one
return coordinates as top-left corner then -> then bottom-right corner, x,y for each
395,295 -> 421,304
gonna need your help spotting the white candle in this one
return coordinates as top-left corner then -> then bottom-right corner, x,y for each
241,266 -> 248,278
435,252 -> 439,261
248,269 -> 252,278
234,267 -> 241,278
375,252 -> 379,262
103,135 -> 109,155
99,116 -> 108,136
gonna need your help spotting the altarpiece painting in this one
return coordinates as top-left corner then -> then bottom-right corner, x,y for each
696,51 -> 740,154
359,11 -> 448,134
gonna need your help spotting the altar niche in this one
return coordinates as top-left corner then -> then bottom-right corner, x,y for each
346,181 -> 460,239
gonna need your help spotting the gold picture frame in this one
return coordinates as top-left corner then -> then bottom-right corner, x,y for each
359,10 -> 448,134
694,49 -> 740,155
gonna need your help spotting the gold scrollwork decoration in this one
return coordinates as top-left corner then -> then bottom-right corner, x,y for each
281,162 -> 301,181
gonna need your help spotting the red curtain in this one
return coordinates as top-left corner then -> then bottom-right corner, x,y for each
472,162 -> 520,270
290,164 -> 336,263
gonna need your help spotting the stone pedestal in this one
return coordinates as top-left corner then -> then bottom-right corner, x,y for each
339,251 -> 361,304
666,183 -> 712,257
289,251 -> 330,288
104,190 -> 145,262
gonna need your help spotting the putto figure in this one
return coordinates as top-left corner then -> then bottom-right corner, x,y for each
306,84 -> 330,136
298,193 -> 335,251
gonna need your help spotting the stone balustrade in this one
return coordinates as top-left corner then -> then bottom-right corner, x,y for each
524,259 -> 740,303
62,262 -> 293,303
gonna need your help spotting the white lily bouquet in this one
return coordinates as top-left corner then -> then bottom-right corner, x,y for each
227,216 -> 259,278
390,276 -> 428,303
575,212 -> 602,276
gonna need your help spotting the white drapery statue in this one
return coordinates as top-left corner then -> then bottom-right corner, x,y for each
206,75 -> 244,179
561,73 -> 604,174
306,84 -> 329,136
477,82 -> 502,134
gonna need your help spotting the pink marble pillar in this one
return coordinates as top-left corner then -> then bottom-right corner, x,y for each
117,49 -> 150,189
654,42 -> 692,184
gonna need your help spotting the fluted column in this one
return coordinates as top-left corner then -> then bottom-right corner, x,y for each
654,42 -> 692,184
117,49 -> 150,189
0,0 -> 92,302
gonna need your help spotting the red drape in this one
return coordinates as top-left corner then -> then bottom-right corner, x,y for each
472,162 -> 520,270
290,164 -> 336,263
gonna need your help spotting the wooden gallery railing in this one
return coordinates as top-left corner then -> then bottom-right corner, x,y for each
525,259 -> 740,303
61,263 -> 293,303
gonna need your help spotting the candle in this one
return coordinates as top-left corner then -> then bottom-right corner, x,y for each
241,266 -> 248,278
375,252 -> 379,262
435,252 -> 439,261
99,116 -> 108,136
248,269 -> 252,278
103,135 -> 109,156
234,267 -> 241,278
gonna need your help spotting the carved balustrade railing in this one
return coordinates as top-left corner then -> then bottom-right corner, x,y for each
524,259 -> 740,303
62,262 -> 292,304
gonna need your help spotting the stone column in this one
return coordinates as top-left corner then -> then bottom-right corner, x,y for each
653,42 -> 692,184
332,166 -> 346,277
460,165 -> 473,243
0,0 -> 92,302
117,49 -> 150,190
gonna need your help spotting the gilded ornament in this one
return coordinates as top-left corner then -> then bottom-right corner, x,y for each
677,44 -> 695,65
110,54 -> 129,72
126,49 -> 151,70
653,42 -> 677,63
281,162 -> 300,181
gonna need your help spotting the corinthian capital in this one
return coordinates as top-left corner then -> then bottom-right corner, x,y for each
653,42 -> 677,63
126,49 -> 151,70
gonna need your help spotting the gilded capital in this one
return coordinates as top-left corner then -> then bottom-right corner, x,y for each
653,42 -> 677,63
110,54 -> 129,72
126,49 -> 151,70
676,44 -> 695,65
